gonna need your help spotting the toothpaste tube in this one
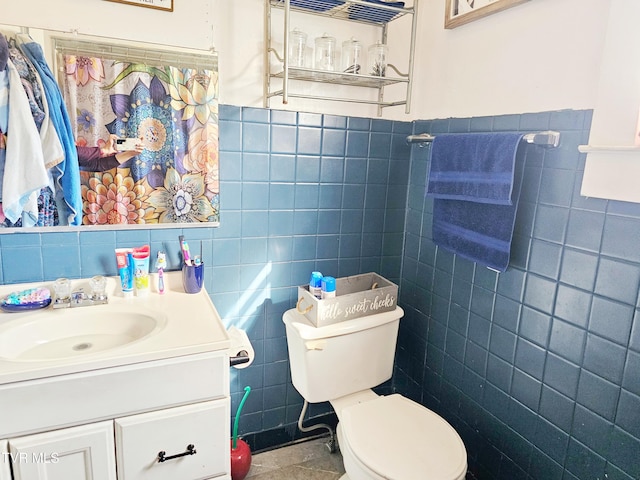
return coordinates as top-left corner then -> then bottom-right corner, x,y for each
132,245 -> 151,296
115,248 -> 134,297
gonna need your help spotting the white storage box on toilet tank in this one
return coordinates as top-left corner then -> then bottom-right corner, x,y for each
296,272 -> 398,328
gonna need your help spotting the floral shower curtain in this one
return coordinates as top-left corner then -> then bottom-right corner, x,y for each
62,53 -> 219,225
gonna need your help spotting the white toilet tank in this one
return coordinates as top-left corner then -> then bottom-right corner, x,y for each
282,306 -> 404,403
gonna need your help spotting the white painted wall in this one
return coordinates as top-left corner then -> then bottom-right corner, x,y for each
2,0 -> 614,121
1,0 -> 216,50
580,0 -> 640,203
414,0 -> 609,120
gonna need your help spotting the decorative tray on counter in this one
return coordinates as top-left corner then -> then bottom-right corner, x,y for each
0,287 -> 52,313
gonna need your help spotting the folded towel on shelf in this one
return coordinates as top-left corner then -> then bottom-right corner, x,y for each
427,132 -> 524,205
426,132 -> 525,272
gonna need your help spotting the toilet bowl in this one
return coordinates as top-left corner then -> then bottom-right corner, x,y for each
334,394 -> 467,480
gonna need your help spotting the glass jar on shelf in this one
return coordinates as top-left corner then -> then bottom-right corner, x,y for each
314,33 -> 337,71
341,37 -> 363,74
288,28 -> 307,68
368,41 -> 389,77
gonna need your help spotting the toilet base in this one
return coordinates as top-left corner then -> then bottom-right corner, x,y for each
337,422 -> 385,480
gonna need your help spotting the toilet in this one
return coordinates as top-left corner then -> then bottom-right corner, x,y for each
283,306 -> 467,480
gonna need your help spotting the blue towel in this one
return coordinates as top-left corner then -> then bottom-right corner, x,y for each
427,132 -> 524,205
426,132 -> 525,272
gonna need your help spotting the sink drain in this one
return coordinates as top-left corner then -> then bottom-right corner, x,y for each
72,342 -> 93,351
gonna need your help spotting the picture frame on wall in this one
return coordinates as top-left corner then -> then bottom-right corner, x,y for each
444,0 -> 528,29
106,0 -> 173,12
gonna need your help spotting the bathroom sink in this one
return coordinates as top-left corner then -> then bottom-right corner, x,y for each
0,273 -> 230,385
0,306 -> 165,362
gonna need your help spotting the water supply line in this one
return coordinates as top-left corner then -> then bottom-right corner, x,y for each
297,400 -> 337,453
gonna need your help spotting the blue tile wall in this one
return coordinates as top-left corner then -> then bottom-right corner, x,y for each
217,105 -> 412,434
0,105 -> 411,442
3,106 -> 638,479
398,110 -> 640,480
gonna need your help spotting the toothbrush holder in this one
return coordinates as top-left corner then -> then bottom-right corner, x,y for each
182,263 -> 204,294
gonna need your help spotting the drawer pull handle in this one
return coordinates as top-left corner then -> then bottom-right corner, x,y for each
157,444 -> 197,463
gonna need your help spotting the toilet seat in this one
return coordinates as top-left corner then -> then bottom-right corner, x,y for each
339,394 -> 467,480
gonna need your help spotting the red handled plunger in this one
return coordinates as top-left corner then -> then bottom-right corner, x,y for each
230,386 -> 252,480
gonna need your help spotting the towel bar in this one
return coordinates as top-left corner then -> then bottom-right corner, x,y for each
406,130 -> 561,148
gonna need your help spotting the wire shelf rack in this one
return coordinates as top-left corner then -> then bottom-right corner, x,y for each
269,0 -> 412,26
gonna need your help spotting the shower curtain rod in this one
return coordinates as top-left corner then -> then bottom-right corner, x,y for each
406,130 -> 561,148
52,37 -> 217,71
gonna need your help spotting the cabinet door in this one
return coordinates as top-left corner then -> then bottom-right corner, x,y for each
0,440 -> 11,480
9,421 -> 116,480
115,400 -> 230,480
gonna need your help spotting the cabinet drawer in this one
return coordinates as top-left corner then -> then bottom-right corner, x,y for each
0,351 -> 229,438
115,400 -> 230,480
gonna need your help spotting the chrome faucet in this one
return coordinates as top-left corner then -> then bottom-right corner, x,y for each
53,276 -> 108,309
54,288 -> 109,309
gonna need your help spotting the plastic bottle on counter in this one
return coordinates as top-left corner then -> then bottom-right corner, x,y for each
321,276 -> 336,299
309,271 -> 323,299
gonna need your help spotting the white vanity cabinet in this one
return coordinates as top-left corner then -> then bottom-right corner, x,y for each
0,352 -> 231,480
4,400 -> 230,480
0,275 -> 233,480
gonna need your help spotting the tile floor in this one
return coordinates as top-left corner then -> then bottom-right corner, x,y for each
244,435 -> 477,480
245,436 -> 345,480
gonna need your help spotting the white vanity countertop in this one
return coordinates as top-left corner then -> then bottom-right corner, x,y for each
0,271 -> 230,384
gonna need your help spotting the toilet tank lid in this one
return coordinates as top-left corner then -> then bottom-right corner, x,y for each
341,394 -> 467,480
283,306 -> 404,341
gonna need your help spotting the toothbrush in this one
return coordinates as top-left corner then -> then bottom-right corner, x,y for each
192,240 -> 203,266
179,235 -> 191,265
156,251 -> 167,294
183,241 -> 191,265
